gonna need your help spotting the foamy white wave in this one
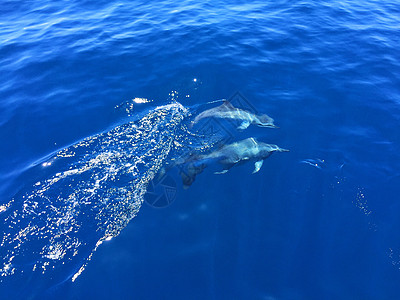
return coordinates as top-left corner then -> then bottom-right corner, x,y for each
0,102 -> 194,282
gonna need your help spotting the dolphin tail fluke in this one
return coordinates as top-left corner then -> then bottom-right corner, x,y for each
179,162 -> 207,188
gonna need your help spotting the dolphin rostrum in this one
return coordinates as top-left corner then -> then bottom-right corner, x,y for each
192,101 -> 277,130
179,137 -> 288,187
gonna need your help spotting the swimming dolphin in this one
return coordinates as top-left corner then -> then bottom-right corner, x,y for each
192,101 -> 277,130
179,137 -> 288,187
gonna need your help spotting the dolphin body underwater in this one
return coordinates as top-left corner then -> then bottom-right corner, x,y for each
179,138 -> 289,188
192,101 -> 277,130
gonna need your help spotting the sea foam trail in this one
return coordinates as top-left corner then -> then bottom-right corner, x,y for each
0,102 -> 189,285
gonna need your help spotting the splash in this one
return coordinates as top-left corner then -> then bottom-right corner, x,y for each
0,102 -> 204,284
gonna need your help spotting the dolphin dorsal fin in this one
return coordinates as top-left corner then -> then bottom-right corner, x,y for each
249,137 -> 258,145
222,101 -> 235,110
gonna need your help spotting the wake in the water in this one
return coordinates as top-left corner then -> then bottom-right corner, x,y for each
0,98 -> 288,298
0,102 -> 196,296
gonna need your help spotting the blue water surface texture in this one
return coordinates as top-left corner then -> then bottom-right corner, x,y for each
1,0 -> 400,299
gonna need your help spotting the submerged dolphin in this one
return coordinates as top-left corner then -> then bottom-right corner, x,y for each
179,137 -> 288,187
192,101 -> 277,130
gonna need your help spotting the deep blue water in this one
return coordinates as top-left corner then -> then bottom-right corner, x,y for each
1,0 -> 400,299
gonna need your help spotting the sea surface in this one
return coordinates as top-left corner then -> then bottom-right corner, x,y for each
1,0 -> 400,299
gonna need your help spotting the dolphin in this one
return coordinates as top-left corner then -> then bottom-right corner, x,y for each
192,101 -> 277,130
179,137 -> 288,188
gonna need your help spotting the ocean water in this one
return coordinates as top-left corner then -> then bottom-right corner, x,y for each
1,0 -> 400,299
